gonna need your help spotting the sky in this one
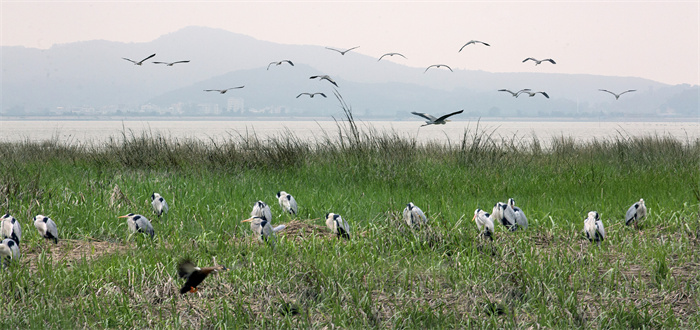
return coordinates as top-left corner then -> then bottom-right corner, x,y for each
2,1 -> 698,86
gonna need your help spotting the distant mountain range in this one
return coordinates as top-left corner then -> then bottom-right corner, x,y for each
1,26 -> 697,119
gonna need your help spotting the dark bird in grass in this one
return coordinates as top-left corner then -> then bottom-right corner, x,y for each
523,57 -> 556,65
0,214 -> 21,246
33,215 -> 58,244
296,92 -> 327,99
177,259 -> 228,294
325,46 -> 360,55
204,86 -> 245,94
520,91 -> 550,99
411,110 -> 464,127
118,213 -> 154,238
267,60 -> 294,70
152,60 -> 190,66
459,40 -> 490,52
424,64 -> 453,73
309,75 -> 338,87
378,52 -> 407,61
584,211 -> 606,245
599,89 -> 636,100
122,53 -> 156,65
325,213 -> 350,239
625,198 -> 647,228
498,89 -> 531,97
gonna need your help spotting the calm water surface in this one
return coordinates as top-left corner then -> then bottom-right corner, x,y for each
0,120 -> 697,146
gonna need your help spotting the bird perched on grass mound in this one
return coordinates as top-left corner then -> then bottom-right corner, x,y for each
177,259 -> 228,294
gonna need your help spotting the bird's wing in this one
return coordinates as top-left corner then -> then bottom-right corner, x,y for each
203,89 -> 219,92
322,77 -> 338,87
345,46 -> 360,52
621,90 -> 636,95
424,65 -> 435,73
284,60 -> 294,66
172,61 -> 190,64
545,59 -> 556,64
152,61 -> 168,65
538,92 -> 550,98
272,225 -> 286,233
478,41 -> 490,46
411,112 -> 437,121
178,260 -> 198,278
325,47 -> 342,53
523,58 -> 536,63
317,93 -> 327,98
296,93 -> 308,98
599,89 -> 618,97
435,109 -> 464,122
227,86 -> 245,90
378,54 -> 389,61
625,204 -> 637,225
140,54 -> 157,62
458,43 -> 471,52
498,89 -> 515,95
267,62 -> 275,70
444,65 -> 454,72
596,220 -> 606,239
122,58 -> 137,64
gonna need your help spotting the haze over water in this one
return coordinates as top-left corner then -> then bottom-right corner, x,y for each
1,120 -> 696,147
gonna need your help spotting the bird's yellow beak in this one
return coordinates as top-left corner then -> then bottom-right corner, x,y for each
241,218 -> 253,223
118,215 -> 129,219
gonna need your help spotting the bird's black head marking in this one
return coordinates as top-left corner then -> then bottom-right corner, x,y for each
333,214 -> 340,220
133,215 -> 141,221
286,194 -> 292,201
276,191 -> 281,198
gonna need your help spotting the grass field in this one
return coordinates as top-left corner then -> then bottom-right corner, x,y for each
0,117 -> 698,328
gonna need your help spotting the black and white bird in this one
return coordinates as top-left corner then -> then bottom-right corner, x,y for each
523,58 -> 556,65
584,211 -> 606,245
241,216 -> 286,244
0,214 -> 21,246
204,86 -> 245,94
151,193 -> 169,217
625,198 -> 647,227
152,60 -> 190,66
309,75 -> 338,87
508,198 -> 528,230
325,46 -> 360,55
296,92 -> 327,98
251,201 -> 273,224
122,53 -> 156,65
267,60 -> 294,70
276,191 -> 298,215
459,40 -> 490,52
424,64 -> 453,73
520,91 -> 550,99
325,213 -> 350,239
498,89 -> 531,97
33,215 -> 58,244
492,202 -> 518,231
473,209 -> 495,241
378,52 -> 407,61
118,213 -> 155,239
403,202 -> 428,228
411,110 -> 464,127
177,259 -> 228,294
599,89 -> 636,100
0,238 -> 20,266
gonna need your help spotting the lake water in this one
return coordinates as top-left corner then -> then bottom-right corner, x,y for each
0,119 -> 697,146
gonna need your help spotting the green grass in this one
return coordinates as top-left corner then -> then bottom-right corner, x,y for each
0,118 -> 698,328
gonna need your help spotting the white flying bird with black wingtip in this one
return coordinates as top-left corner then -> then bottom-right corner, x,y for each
411,110 -> 464,127
325,46 -> 360,55
296,92 -> 327,99
424,64 -> 453,73
153,60 -> 190,66
599,89 -> 636,100
267,60 -> 294,70
523,57 -> 556,65
520,91 -> 550,99
122,53 -> 156,66
459,40 -> 490,52
309,75 -> 338,87
378,52 -> 407,61
498,89 -> 531,98
204,86 -> 245,94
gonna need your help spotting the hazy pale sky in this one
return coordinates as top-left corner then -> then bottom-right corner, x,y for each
2,1 -> 698,85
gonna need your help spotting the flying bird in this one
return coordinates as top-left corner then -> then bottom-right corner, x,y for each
177,259 -> 228,294
424,64 -> 453,73
33,215 -> 58,244
204,86 -> 245,94
151,192 -> 169,217
276,191 -> 298,215
523,58 -> 556,65
520,91 -> 550,99
459,40 -> 490,52
378,52 -> 407,61
241,216 -> 286,244
325,213 -> 350,239
599,89 -> 636,100
0,238 -> 20,266
122,53 -> 156,65
251,201 -> 273,224
411,110 -> 464,127
309,75 -> 338,87
152,60 -> 190,66
118,213 -> 155,239
473,209 -> 495,241
403,202 -> 428,228
0,214 -> 21,246
625,198 -> 647,228
498,89 -> 531,98
267,60 -> 294,70
508,198 -> 528,230
492,202 -> 518,232
296,92 -> 327,99
583,211 -> 606,245
325,46 -> 360,55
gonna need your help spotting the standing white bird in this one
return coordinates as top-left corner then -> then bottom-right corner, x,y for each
251,201 -> 273,223
1,213 -> 21,246
584,211 -> 606,245
33,215 -> 58,244
424,64 -> 453,73
411,110 -> 464,127
276,191 -> 298,215
523,58 -> 556,65
473,209 -> 495,241
508,198 -> 528,230
267,60 -> 294,70
325,46 -> 360,55
325,213 -> 350,239
152,60 -> 190,66
0,238 -> 20,266
520,91 -> 550,98
403,202 -> 428,228
309,75 -> 339,87
498,89 -> 531,97
625,198 -> 647,227
378,52 -> 407,61
241,216 -> 286,244
459,40 -> 490,52
492,202 -> 518,231
204,86 -> 245,94
599,89 -> 636,100
118,213 -> 155,239
151,192 -> 169,217
122,53 -> 156,65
